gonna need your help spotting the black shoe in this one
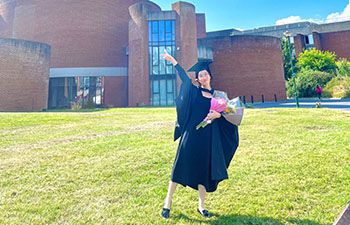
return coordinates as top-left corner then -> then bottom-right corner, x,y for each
161,208 -> 170,219
197,208 -> 212,218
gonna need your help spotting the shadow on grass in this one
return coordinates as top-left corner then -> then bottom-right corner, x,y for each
45,106 -> 175,112
45,108 -> 110,113
172,213 -> 331,225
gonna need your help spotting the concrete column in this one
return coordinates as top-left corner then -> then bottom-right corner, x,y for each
172,2 -> 198,89
128,1 -> 160,106
312,31 -> 322,50
294,34 -> 305,57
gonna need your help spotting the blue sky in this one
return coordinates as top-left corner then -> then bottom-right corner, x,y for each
154,0 -> 350,31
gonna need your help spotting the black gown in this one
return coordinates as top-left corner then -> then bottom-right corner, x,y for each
170,64 -> 239,193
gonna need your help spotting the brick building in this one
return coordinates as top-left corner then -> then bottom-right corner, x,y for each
294,29 -> 350,59
0,0 -> 287,110
229,20 -> 350,59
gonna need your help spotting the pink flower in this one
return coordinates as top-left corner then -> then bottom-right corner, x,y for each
210,98 -> 226,113
196,98 -> 226,130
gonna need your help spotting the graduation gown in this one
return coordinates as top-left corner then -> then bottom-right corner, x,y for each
171,64 -> 239,192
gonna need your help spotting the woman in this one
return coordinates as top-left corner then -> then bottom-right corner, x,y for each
161,50 -> 239,219
315,84 -> 323,100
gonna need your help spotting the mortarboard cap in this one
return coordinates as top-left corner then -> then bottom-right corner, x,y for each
187,59 -> 213,78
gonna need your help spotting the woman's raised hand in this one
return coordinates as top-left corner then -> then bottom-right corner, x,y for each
161,49 -> 177,66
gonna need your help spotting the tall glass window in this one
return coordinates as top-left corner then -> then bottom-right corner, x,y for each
149,20 -> 176,106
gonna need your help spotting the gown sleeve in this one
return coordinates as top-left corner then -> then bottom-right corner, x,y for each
173,64 -> 197,141
174,63 -> 191,83
211,90 -> 240,168
210,115 -> 239,180
217,116 -> 239,168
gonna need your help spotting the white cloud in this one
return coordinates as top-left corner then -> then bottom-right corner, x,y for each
233,27 -> 244,31
326,0 -> 350,22
275,16 -> 323,25
276,16 -> 304,25
275,0 -> 350,25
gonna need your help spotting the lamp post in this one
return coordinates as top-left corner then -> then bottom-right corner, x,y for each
283,31 -> 300,108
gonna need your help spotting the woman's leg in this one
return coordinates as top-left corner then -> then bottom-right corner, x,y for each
198,184 -> 206,211
163,180 -> 177,209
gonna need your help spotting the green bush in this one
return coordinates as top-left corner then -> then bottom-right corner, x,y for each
83,99 -> 96,109
296,48 -> 337,74
336,58 -> 350,77
287,69 -> 334,98
324,76 -> 350,98
322,89 -> 332,98
70,101 -> 82,111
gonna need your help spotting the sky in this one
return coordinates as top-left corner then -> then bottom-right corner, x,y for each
154,0 -> 350,31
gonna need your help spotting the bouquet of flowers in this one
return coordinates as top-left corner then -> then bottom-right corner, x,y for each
196,91 -> 244,130
196,97 -> 226,129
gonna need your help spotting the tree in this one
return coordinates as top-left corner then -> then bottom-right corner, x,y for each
281,37 -> 297,80
296,48 -> 337,74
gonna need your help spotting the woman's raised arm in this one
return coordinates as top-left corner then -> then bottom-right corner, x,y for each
161,49 -> 190,82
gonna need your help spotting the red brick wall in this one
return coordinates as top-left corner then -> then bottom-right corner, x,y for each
7,0 -> 140,68
104,76 -> 128,107
0,38 -> 50,111
196,13 -> 206,39
207,35 -> 286,102
320,30 -> 350,60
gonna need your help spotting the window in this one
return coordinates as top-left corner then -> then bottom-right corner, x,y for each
159,20 -> 165,42
48,76 -> 104,109
307,34 -> 314,45
289,36 -> 294,44
305,34 -> 314,49
148,20 -> 176,106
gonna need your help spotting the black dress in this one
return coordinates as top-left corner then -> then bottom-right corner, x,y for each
170,64 -> 239,193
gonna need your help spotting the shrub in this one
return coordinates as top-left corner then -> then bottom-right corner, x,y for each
287,69 -> 334,98
71,101 -> 82,111
83,99 -> 96,109
296,48 -> 337,74
324,76 -> 350,98
336,58 -> 350,77
70,96 -> 82,111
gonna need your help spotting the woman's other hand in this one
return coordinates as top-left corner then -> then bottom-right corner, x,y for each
206,110 -> 221,121
161,49 -> 178,66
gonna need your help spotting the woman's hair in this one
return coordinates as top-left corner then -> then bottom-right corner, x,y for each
195,68 -> 212,79
195,69 -> 212,86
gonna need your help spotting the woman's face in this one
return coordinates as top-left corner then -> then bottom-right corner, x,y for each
197,70 -> 211,86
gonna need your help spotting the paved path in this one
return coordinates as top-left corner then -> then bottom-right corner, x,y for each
251,98 -> 350,112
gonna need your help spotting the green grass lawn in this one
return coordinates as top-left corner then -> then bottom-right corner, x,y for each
0,108 -> 349,225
